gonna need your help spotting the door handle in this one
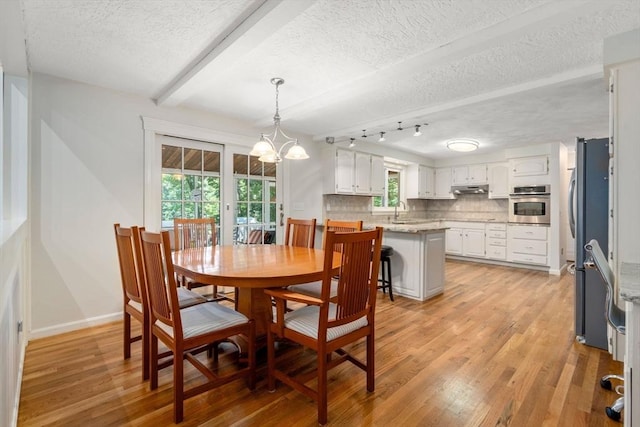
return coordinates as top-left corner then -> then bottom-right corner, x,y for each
280,212 -> 284,226
568,168 -> 576,239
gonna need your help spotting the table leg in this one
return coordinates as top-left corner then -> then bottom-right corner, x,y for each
231,287 -> 273,355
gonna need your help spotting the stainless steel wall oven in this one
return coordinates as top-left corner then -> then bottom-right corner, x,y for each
509,185 -> 550,224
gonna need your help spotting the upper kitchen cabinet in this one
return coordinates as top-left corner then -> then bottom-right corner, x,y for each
324,147 -> 354,194
323,147 -> 384,196
487,162 -> 509,199
433,168 -> 455,199
509,155 -> 550,186
369,154 -> 385,196
406,164 -> 434,199
452,164 -> 487,185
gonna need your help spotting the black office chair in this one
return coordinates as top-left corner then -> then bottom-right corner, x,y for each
584,239 -> 626,421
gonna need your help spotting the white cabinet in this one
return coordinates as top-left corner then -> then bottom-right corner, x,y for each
434,168 -> 455,199
445,228 -> 463,255
510,156 -> 548,177
452,164 -> 487,185
485,223 -> 507,260
445,222 -> 485,258
370,155 -> 385,195
323,148 -> 354,194
507,224 -> 548,265
488,162 -> 509,199
383,230 -> 445,301
452,166 -> 469,185
323,148 -> 384,196
464,229 -> 486,257
406,164 -> 434,199
354,152 -> 371,195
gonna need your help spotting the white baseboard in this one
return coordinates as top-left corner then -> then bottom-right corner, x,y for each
28,312 -> 121,340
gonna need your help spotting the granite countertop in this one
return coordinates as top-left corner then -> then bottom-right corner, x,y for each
363,220 -> 448,233
620,262 -> 640,303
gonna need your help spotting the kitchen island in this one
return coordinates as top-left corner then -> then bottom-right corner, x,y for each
364,221 -> 447,301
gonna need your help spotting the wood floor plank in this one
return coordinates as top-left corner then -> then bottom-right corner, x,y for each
18,260 -> 625,426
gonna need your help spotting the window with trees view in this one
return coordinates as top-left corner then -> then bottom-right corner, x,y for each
233,154 -> 277,245
373,168 -> 401,208
161,144 -> 221,241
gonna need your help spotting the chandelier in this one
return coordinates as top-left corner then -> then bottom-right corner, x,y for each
250,78 -> 309,163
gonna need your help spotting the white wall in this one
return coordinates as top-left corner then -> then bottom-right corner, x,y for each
28,72 -> 322,337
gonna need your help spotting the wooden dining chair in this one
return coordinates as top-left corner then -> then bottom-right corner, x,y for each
265,227 -> 383,425
113,224 -> 150,380
113,224 -> 208,381
288,219 -> 363,299
139,229 -> 256,424
284,217 -> 317,248
173,217 -> 233,302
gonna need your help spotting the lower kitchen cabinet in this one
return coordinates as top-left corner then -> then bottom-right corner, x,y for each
507,224 -> 548,265
445,222 -> 485,258
485,223 -> 507,260
383,230 -> 445,301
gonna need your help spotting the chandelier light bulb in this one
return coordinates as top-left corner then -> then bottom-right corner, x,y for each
379,132 -> 386,142
414,125 -> 422,137
349,138 -> 356,148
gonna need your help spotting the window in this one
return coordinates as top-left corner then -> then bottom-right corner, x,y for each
161,142 -> 222,241
232,154 -> 277,245
373,166 -> 402,209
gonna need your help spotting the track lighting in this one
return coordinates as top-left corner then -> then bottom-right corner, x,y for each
340,120 -> 430,147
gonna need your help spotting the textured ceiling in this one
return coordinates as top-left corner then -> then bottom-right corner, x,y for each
18,0 -> 640,159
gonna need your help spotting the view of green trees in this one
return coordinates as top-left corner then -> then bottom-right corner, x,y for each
373,170 -> 399,207
162,173 -> 220,224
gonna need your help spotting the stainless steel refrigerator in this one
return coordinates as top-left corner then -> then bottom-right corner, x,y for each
569,137 -> 609,350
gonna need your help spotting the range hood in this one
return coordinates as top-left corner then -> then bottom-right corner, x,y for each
451,184 -> 489,195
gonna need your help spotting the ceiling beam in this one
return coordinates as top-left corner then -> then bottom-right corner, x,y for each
266,0 -> 609,131
317,64 -> 603,142
155,0 -> 316,107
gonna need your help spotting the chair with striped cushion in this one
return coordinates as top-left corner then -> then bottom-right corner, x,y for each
265,227 -> 383,425
288,219 -> 363,299
139,230 -> 256,424
113,224 -> 207,381
173,217 -> 233,302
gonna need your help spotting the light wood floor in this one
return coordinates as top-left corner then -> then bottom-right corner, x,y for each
18,261 -> 624,426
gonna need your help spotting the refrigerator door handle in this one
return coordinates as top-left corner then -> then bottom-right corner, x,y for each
568,168 -> 576,239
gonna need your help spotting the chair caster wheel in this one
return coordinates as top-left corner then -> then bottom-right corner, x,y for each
600,378 -> 612,390
606,406 -> 621,421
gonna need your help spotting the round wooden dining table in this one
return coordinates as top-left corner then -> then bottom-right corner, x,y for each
172,244 -> 341,352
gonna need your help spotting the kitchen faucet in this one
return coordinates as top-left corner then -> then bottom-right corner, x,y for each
394,201 -> 406,221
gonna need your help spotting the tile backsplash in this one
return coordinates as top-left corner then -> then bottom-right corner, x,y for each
322,194 -> 508,222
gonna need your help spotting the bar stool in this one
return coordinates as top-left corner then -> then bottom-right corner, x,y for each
378,245 -> 394,301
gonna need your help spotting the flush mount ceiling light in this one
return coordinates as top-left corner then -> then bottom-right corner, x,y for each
250,78 -> 309,163
413,125 -> 422,137
446,138 -> 479,152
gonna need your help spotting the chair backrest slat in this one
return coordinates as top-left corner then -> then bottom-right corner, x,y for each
284,218 -> 317,248
173,218 -> 216,250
